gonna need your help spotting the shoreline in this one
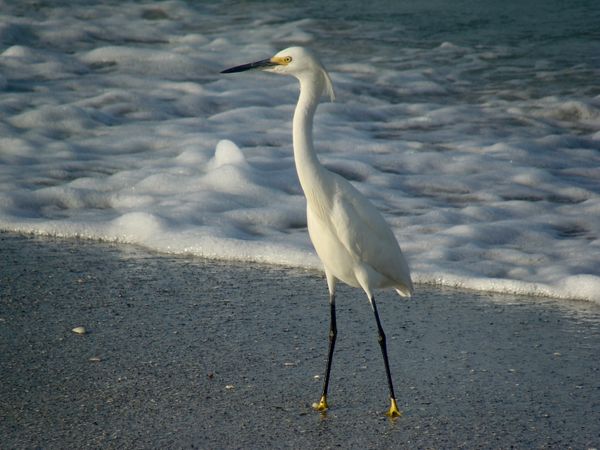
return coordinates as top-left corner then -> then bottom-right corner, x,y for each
3,229 -> 598,306
1,232 -> 599,448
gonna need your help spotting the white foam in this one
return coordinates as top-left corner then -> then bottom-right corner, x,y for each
0,1 -> 598,304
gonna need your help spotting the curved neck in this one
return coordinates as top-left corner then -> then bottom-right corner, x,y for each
293,74 -> 325,194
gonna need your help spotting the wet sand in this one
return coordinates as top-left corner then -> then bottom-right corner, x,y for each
1,232 -> 599,449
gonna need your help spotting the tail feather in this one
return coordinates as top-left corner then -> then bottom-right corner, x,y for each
395,285 -> 413,298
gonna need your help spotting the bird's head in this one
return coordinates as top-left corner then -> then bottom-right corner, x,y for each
221,46 -> 335,102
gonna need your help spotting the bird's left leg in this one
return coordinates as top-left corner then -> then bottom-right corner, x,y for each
313,273 -> 337,412
370,296 -> 401,418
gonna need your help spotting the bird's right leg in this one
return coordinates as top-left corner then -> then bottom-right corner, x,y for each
313,274 -> 337,412
370,296 -> 401,418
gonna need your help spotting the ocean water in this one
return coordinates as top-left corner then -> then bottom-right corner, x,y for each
1,0 -> 599,303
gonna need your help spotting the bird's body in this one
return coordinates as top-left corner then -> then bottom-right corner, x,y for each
222,46 -> 413,417
305,172 -> 413,296
292,83 -> 413,298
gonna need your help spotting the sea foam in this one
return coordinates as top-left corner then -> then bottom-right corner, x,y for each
0,1 -> 598,304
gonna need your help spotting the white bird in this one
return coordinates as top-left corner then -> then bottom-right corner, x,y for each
222,47 -> 413,418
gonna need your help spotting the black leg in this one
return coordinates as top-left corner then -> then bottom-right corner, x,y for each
322,295 -> 337,398
371,296 -> 401,417
313,293 -> 336,411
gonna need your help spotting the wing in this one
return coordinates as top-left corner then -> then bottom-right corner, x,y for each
327,171 -> 413,294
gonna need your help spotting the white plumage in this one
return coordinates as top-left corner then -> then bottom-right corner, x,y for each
222,46 -> 413,417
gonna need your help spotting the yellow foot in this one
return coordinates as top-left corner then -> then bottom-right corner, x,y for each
312,395 -> 328,412
386,398 -> 402,418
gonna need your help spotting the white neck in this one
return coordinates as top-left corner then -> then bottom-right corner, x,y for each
292,73 -> 326,198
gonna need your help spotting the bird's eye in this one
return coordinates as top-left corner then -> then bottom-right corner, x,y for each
284,56 -> 292,64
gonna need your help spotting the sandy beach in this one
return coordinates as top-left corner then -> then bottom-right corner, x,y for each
1,232 -> 599,449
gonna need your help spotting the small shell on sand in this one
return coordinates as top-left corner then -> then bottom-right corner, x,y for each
72,326 -> 86,335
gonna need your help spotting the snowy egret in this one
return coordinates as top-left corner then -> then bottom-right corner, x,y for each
222,47 -> 413,418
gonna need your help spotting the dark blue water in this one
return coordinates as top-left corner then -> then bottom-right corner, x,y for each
217,0 -> 599,98
261,0 -> 600,53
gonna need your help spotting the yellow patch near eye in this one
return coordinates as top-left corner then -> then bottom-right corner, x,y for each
270,56 -> 292,65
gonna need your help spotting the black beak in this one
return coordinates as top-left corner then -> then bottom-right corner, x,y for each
221,58 -> 276,74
